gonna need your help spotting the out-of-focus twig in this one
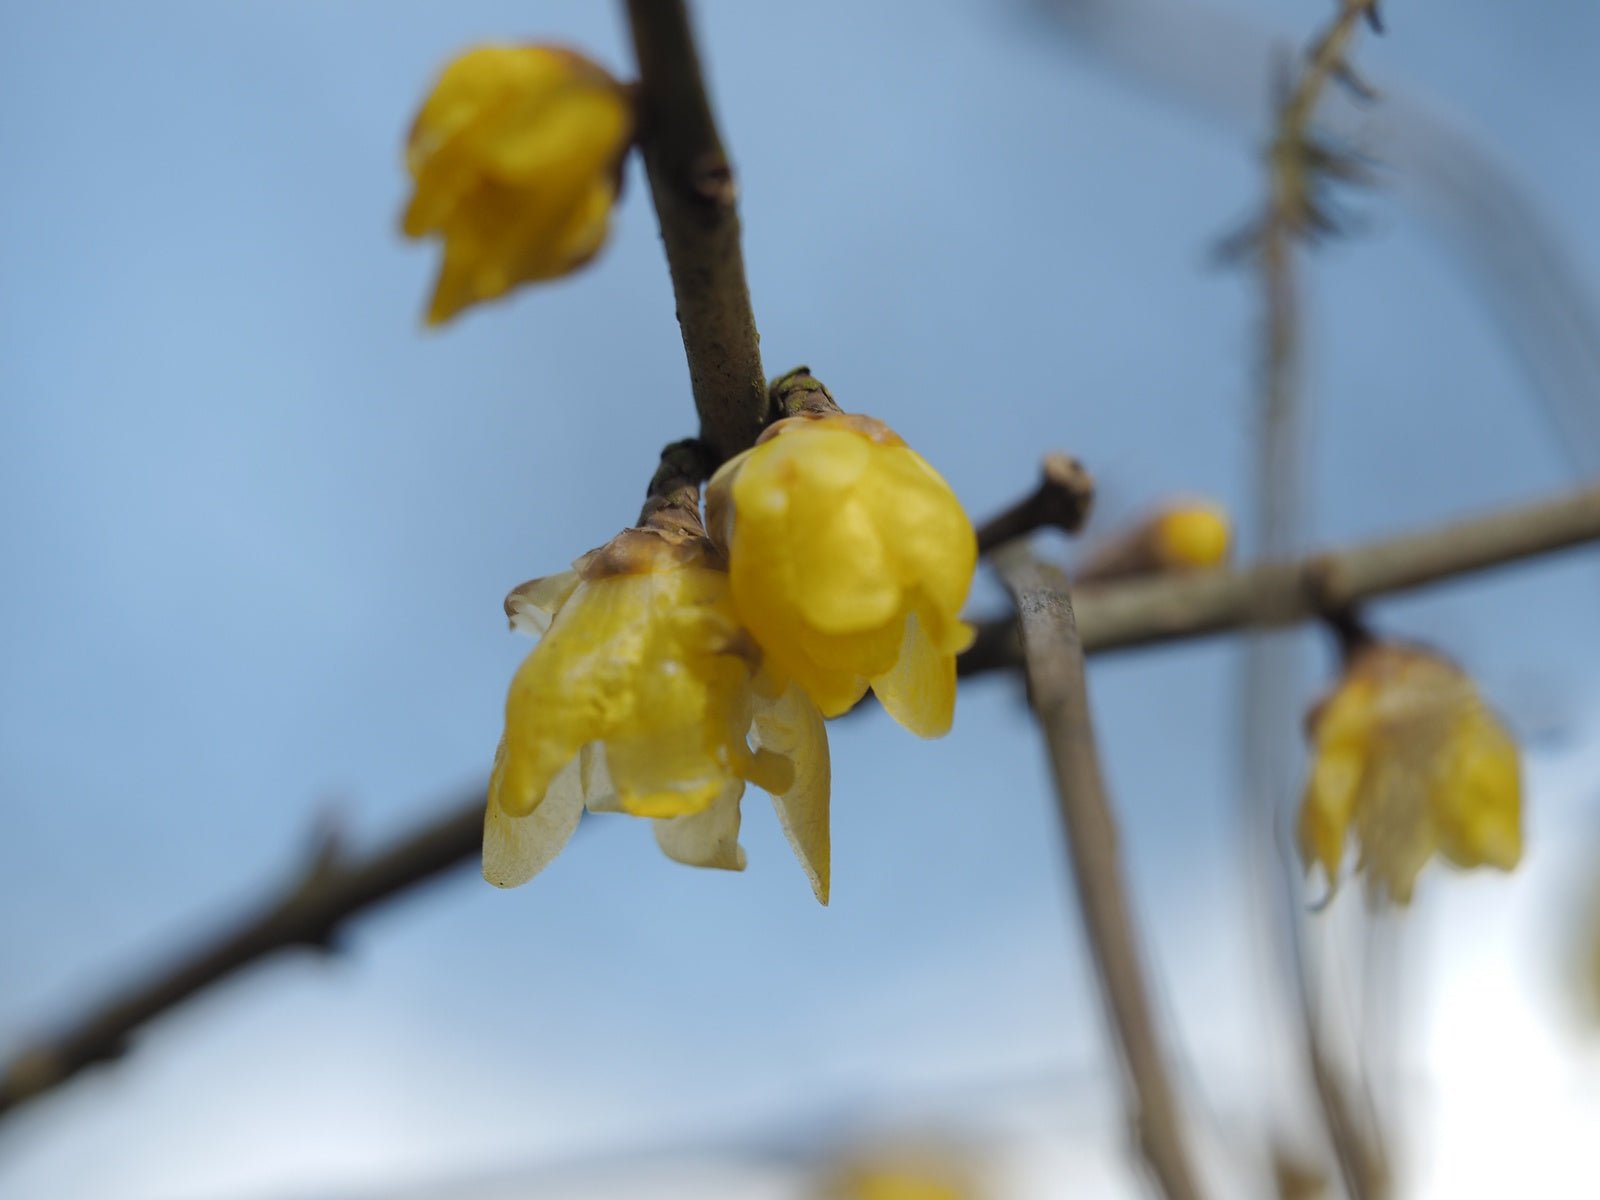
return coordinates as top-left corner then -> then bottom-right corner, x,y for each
0,785 -> 487,1118
995,546 -> 1207,1200
962,482 -> 1600,674
7,482 -> 1597,1121
1254,10 -> 1390,1197
975,453 -> 1096,553
624,0 -> 768,463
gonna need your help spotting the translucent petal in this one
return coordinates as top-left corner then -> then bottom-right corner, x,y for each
579,742 -> 620,812
653,779 -> 748,871
753,680 -> 831,904
504,570 -> 581,637
483,746 -> 585,887
870,609 -> 956,739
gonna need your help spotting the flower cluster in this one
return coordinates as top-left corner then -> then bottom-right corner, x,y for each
486,397 -> 977,900
1297,641 -> 1522,904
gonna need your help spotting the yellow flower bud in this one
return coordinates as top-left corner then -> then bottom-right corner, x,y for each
486,527 -> 831,902
402,45 -> 633,324
1298,642 -> 1522,905
1152,502 -> 1231,570
1075,498 -> 1232,584
706,412 -> 978,737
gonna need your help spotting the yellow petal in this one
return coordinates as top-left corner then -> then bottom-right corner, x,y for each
863,444 -> 976,620
1432,706 -> 1522,872
752,680 -> 832,904
652,779 -> 748,871
483,742 -> 586,887
869,609 -> 956,739
1297,742 -> 1362,886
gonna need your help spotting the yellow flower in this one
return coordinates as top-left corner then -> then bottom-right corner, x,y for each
485,526 -> 831,902
1298,642 -> 1522,904
707,410 -> 977,737
402,45 -> 633,325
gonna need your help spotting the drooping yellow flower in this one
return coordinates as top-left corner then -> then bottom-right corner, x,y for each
485,525 -> 831,902
1298,642 -> 1522,905
706,408 -> 977,737
402,45 -> 633,325
1075,498 -> 1232,584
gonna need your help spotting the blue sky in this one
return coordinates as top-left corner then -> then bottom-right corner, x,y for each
3,2 -> 1599,1196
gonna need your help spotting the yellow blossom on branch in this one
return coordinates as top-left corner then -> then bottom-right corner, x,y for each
486,524 -> 831,902
402,45 -> 633,325
1298,641 -> 1522,905
706,374 -> 977,737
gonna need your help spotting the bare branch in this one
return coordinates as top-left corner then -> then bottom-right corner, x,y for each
975,453 -> 1096,554
624,0 -> 767,463
0,784 -> 486,1118
963,483 -> 1600,674
995,547 -> 1207,1200
7,483 -> 1595,1120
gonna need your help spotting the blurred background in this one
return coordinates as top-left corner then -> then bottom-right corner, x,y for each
4,1 -> 1600,1196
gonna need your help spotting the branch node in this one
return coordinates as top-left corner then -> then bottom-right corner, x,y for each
975,452 -> 1096,555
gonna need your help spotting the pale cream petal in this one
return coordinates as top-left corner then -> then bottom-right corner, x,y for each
870,610 -> 956,739
753,680 -> 831,904
652,779 -> 747,871
504,569 -> 581,636
578,742 -> 620,812
483,747 -> 585,888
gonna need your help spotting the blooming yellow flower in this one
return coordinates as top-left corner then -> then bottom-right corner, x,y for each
402,45 -> 633,325
707,410 -> 977,737
1298,642 -> 1522,904
485,526 -> 831,902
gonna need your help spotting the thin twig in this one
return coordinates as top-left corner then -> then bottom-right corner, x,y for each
6,482 -> 1597,1119
1260,11 -> 1392,1196
960,482 -> 1600,674
975,453 -> 1096,554
0,785 -> 486,1117
624,0 -> 767,463
995,547 -> 1207,1200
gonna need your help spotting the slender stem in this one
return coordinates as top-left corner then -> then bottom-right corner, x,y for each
624,0 -> 767,463
960,483 -> 1600,674
974,453 -> 1096,554
5,481 -> 1597,1120
0,785 -> 486,1116
995,548 -> 1206,1200
1260,12 -> 1398,1193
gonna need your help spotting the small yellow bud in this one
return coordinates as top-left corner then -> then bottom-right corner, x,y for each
1298,642 -> 1522,905
1075,498 -> 1232,584
402,45 -> 633,324
1152,503 -> 1231,569
486,527 -> 831,902
706,412 -> 978,737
